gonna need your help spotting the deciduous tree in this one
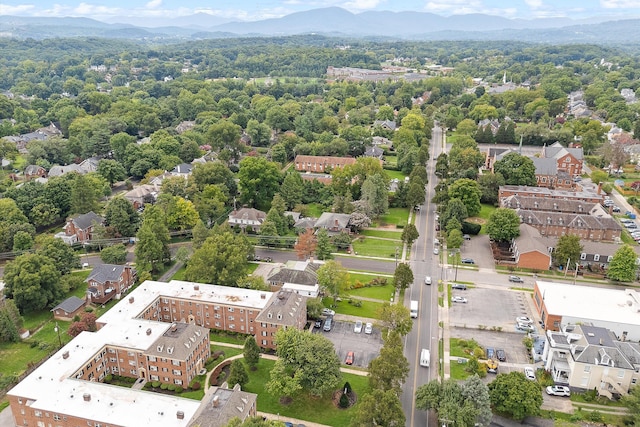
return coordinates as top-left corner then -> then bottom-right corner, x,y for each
237,157 -> 282,210
4,253 -> 62,313
552,234 -> 583,268
243,336 -> 261,371
367,331 -> 409,393
607,244 -> 638,282
488,371 -> 542,421
227,359 -> 249,389
493,152 -> 536,186
315,228 -> 335,260
393,263 -> 414,290
294,228 -> 317,260
448,178 -> 482,217
100,244 -> 128,264
36,236 -> 80,275
317,260 -> 349,306
485,208 -> 521,242
401,223 -> 419,246
350,388 -> 405,427
378,302 -> 412,337
135,205 -> 170,273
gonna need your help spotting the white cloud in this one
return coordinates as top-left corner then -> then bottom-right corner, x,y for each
0,4 -> 36,14
601,0 -> 640,8
73,2 -> 122,16
146,0 -> 163,9
524,0 -> 544,8
425,0 -> 483,14
343,0 -> 384,11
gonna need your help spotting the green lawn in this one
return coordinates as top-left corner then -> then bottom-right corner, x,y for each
377,208 -> 409,227
171,265 -> 187,280
322,297 -> 384,319
243,358 -> 371,427
449,337 -> 482,358
347,283 -> 395,301
351,237 -> 401,258
210,331 -> 250,345
384,155 -> 398,166
385,169 -> 405,181
359,229 -> 403,239
304,203 -> 325,218
449,359 -> 471,380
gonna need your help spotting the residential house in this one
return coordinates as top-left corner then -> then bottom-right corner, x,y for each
478,118 -> 501,136
57,211 -> 105,244
51,296 -> 86,320
364,146 -> 384,159
371,136 -> 393,148
48,157 -> 100,178
373,120 -> 396,131
511,224 -> 552,271
484,146 -> 517,171
85,264 -> 137,304
514,209 -> 622,241
123,184 -> 159,209
175,120 -> 196,134
171,163 -> 194,177
254,290 -> 307,350
293,216 -> 317,232
314,212 -> 351,235
294,155 -> 357,173
542,324 -> 639,398
541,142 -> 583,177
23,164 -> 46,181
228,207 -> 267,232
2,122 -> 62,153
498,185 -> 604,204
266,260 -> 321,297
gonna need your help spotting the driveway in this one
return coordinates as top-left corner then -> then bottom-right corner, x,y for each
459,234 -> 495,270
314,318 -> 383,369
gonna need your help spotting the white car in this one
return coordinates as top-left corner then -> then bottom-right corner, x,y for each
354,320 -> 363,333
524,367 -> 536,381
452,296 -> 467,303
322,308 -> 335,316
364,322 -> 373,334
516,316 -> 533,325
425,276 -> 432,285
433,247 -> 439,255
546,385 -> 571,397
517,322 -> 534,332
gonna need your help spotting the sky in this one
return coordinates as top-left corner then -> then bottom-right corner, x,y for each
1,0 -> 640,21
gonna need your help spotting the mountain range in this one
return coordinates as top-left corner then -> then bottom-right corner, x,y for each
1,7 -> 639,44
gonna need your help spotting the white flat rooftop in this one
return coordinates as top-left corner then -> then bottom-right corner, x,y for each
537,280 -> 640,326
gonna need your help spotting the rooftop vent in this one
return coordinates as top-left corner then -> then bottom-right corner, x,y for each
213,395 -> 220,408
260,294 -> 266,299
194,285 -> 199,291
129,297 -> 134,304
146,328 -> 152,336
62,351 -> 69,359
176,411 -> 184,420
83,393 -> 91,402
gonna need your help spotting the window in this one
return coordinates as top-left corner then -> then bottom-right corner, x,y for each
580,253 -> 586,260
618,369 -> 625,378
173,370 -> 182,375
148,356 -> 156,362
607,256 -> 613,263
34,411 -> 42,417
594,254 -> 600,262
584,366 -> 591,373
262,340 -> 268,345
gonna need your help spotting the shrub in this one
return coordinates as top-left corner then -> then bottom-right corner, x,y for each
191,381 -> 201,390
167,384 -> 176,391
462,221 -> 481,235
104,374 -> 113,382
160,383 -> 168,390
175,386 -> 183,393
339,392 -> 349,408
343,381 -> 352,393
152,381 -> 161,388
587,411 -> 603,422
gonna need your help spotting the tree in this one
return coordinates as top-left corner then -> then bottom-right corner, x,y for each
552,234 -> 583,268
36,236 -> 80,275
243,336 -> 261,371
485,208 -> 521,242
478,172 -> 505,205
607,244 -> 638,282
393,263 -> 414,290
378,302 -> 412,337
622,385 -> 640,426
350,388 -> 405,427
97,159 -> 127,186
448,179 -> 482,217
191,220 -> 211,249
105,196 -> 140,237
3,253 -> 62,313
435,152 -> 449,179
442,198 -> 468,225
227,359 -> 249,389
317,260 -> 349,306
266,328 -> 342,398
12,231 -> 33,252
360,173 -> 389,218
194,184 -> 227,226
368,331 -> 409,393
70,173 -> 99,214
185,226 -> 253,286
237,157 -> 282,210
0,299 -> 23,343
493,152 -> 537,186
407,179 -> 426,209
447,229 -> 464,250
100,244 -> 128,264
488,371 -> 542,421
315,228 -> 335,260
294,228 -> 317,260
349,212 -> 371,233
280,172 -> 304,210
401,223 -> 419,246
135,205 -> 170,273
461,375 -> 493,427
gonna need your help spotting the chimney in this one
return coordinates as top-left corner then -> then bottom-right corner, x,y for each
194,284 -> 199,291
176,411 -> 184,420
62,351 -> 69,359
260,293 -> 266,299
171,323 -> 177,332
83,393 -> 91,402
597,182 -> 602,195
129,297 -> 134,304
212,395 -> 220,407
146,328 -> 152,336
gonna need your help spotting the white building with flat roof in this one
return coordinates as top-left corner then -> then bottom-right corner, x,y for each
533,280 -> 640,341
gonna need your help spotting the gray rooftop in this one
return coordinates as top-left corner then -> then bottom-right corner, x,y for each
86,264 -> 130,284
255,291 -> 306,327
70,211 -> 104,230
146,322 -> 208,362
51,296 -> 85,313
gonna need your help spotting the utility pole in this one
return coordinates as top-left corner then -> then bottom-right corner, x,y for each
54,322 -> 62,349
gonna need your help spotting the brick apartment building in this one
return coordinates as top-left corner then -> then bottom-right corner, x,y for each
514,209 -> 622,241
499,185 -> 605,204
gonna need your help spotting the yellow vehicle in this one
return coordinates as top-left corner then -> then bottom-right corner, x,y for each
486,358 -> 498,374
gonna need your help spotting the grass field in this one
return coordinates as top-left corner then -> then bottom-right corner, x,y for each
323,297 -> 384,319
378,208 -> 409,227
242,358 -> 371,426
385,169 -> 405,181
351,237 -> 401,258
304,203 -> 325,218
468,204 -> 497,234
347,279 -> 395,301
359,229 -> 403,239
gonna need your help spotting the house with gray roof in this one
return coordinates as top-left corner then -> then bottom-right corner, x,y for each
24,164 -> 47,181
543,324 -> 639,398
267,260 -> 321,297
515,209 -> 622,242
51,296 -> 86,320
171,163 -> 194,177
373,120 -> 396,131
57,211 -> 104,244
364,146 -> 384,159
314,212 -> 351,235
512,224 -> 552,271
541,142 -> 583,177
86,264 -> 137,304
228,207 -> 267,232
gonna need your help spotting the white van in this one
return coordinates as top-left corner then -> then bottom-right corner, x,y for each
420,349 -> 430,367
425,276 -> 432,285
410,300 -> 418,318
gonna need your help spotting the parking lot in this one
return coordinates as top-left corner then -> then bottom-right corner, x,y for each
313,317 -> 383,368
448,284 -> 539,374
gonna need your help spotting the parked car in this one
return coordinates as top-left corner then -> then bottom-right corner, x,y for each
612,205 -> 621,212
323,317 -> 333,332
284,423 -> 294,427
345,351 -> 354,365
253,255 -> 262,261
354,320 -> 363,333
364,322 -> 373,334
496,349 -> 506,362
486,358 -> 498,374
452,296 -> 467,303
461,258 -> 475,264
485,347 -> 495,359
516,316 -> 533,325
451,283 -> 467,290
517,322 -> 535,332
508,275 -> 524,283
322,308 -> 335,316
463,234 -> 471,240
433,247 -> 439,255
314,319 -> 322,329
546,385 -> 571,397
524,367 -> 536,381
425,276 -> 432,285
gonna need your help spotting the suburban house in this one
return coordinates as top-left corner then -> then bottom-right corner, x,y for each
540,142 -> 584,177
542,324 -> 639,398
373,120 -> 397,131
2,122 -> 62,153
48,157 -> 100,178
511,224 -> 552,271
364,146 -> 384,159
514,209 -> 622,242
533,281 -> 640,341
123,184 -> 159,209
294,155 -> 357,173
56,211 -> 105,244
175,120 -> 196,134
266,259 -> 321,297
314,212 -> 351,235
85,264 -> 137,305
228,207 -> 267,232
499,185 -> 605,204
51,296 -> 87,321
371,136 -> 393,148
23,165 -> 47,181
171,163 -> 194,177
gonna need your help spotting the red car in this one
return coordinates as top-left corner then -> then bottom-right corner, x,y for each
345,351 -> 354,365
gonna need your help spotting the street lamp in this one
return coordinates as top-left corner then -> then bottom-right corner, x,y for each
54,322 -> 62,349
